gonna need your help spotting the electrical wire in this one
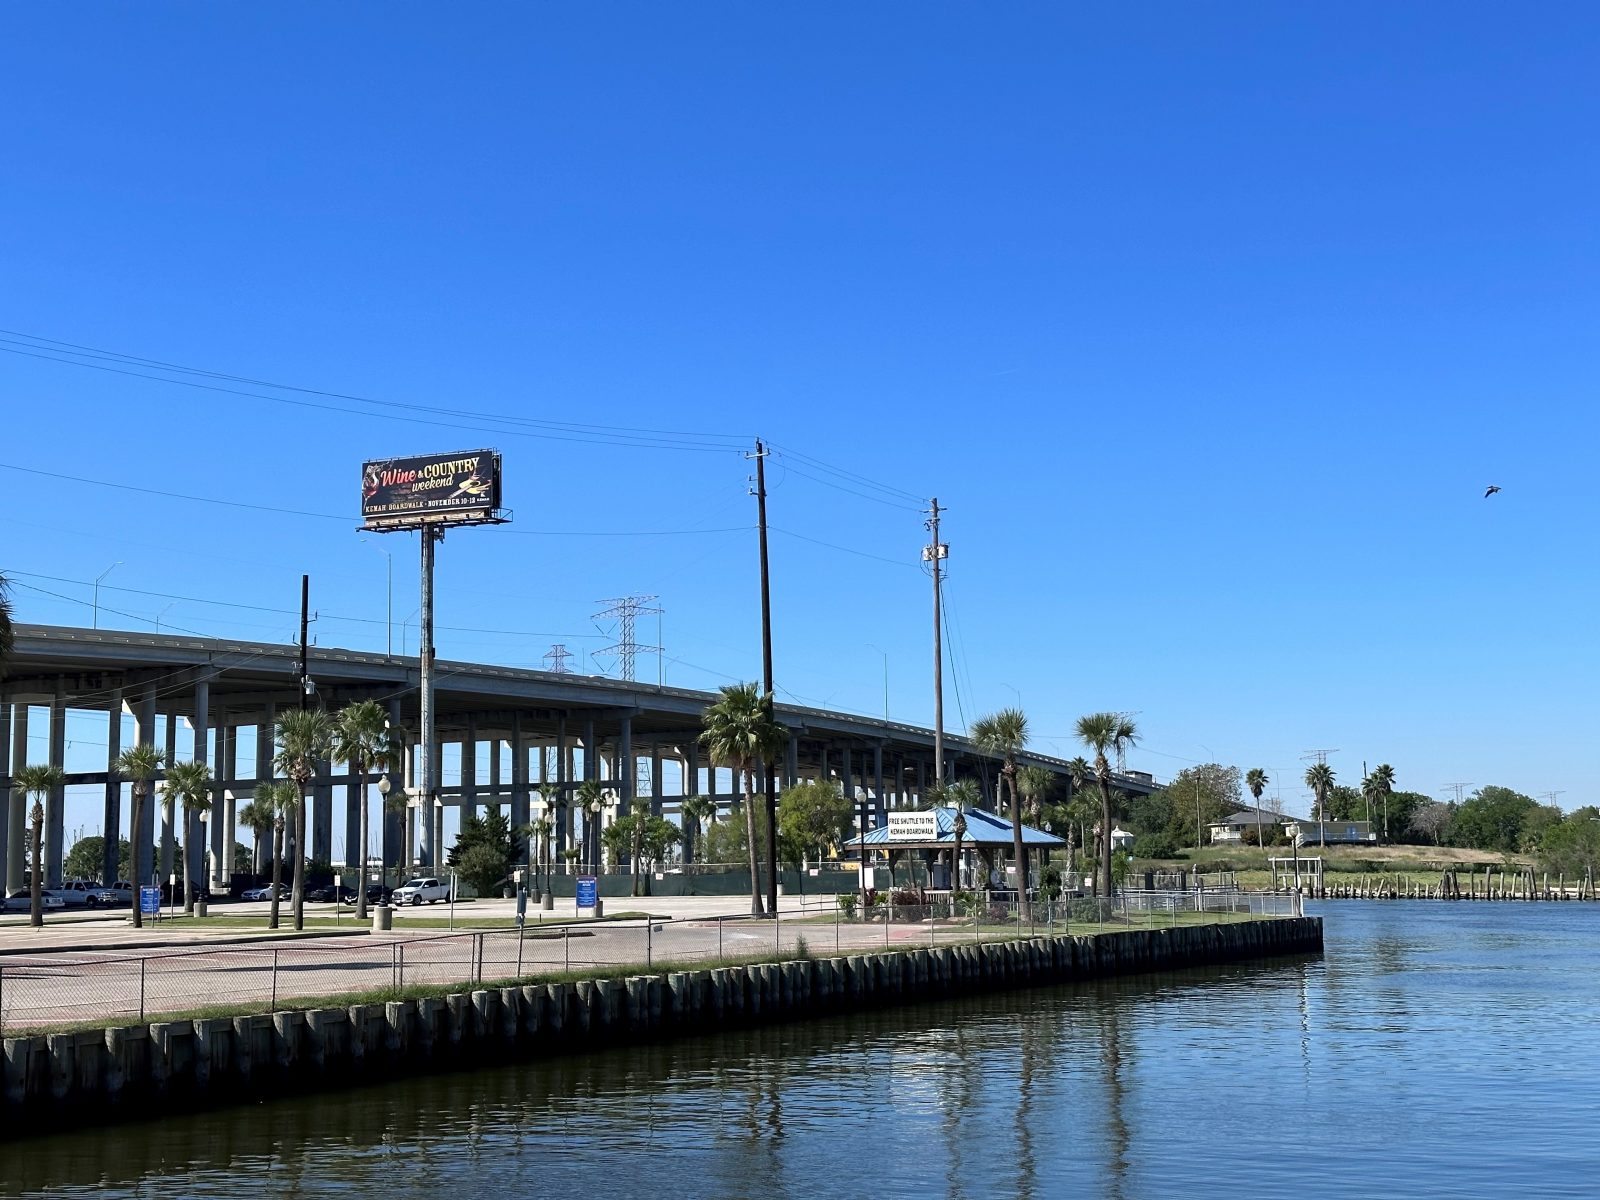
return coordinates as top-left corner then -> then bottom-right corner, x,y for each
768,526 -> 918,569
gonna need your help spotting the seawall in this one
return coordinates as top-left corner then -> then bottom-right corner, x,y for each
0,916 -> 1321,1137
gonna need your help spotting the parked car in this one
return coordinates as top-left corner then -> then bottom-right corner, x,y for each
365,883 -> 394,905
391,877 -> 451,906
55,880 -> 102,908
306,884 -> 357,903
240,883 -> 290,902
95,881 -> 135,906
4,889 -> 66,912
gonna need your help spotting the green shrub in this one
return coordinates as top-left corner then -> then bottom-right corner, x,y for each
1133,833 -> 1178,859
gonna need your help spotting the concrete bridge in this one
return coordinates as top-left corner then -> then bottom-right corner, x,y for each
0,624 -> 1159,891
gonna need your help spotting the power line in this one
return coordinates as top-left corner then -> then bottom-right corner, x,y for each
768,526 -> 918,569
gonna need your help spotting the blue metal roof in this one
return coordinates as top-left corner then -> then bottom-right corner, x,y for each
847,807 -> 1065,848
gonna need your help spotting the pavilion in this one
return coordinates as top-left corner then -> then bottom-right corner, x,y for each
846,806 -> 1065,891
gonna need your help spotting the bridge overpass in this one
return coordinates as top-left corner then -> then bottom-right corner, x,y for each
0,624 -> 1159,891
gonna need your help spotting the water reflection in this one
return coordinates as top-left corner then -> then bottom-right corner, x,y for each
9,904 -> 1600,1199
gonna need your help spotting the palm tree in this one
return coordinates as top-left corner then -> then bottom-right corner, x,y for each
238,798 -> 273,875
698,682 -> 788,917
1245,768 -> 1269,848
332,699 -> 391,921
1368,763 -> 1396,843
972,708 -> 1030,914
114,743 -> 164,929
574,778 -> 605,874
14,764 -> 65,927
1017,765 -> 1052,824
680,795 -> 717,864
1075,713 -> 1139,897
1304,762 -> 1335,840
254,781 -> 295,928
938,779 -> 981,891
274,708 -> 334,931
161,760 -> 212,915
533,781 -> 564,882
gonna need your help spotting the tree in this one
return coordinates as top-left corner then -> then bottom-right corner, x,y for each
237,799 -> 273,875
1519,804 -> 1564,854
253,781 -> 296,928
332,699 -> 393,921
161,759 -> 212,915
1539,809 -> 1600,880
574,778 -> 606,872
447,809 -> 520,898
971,708 -> 1030,914
1451,786 -> 1537,853
65,835 -> 131,883
1304,762 -> 1335,826
778,779 -> 854,866
1365,764 -> 1396,843
698,682 -> 788,917
1016,765 -> 1054,824
1162,764 -> 1241,847
680,795 -> 718,864
1409,800 -> 1454,846
15,764 -> 65,927
636,814 -> 681,874
113,742 -> 164,929
1245,768 -> 1270,848
1075,713 -> 1138,897
274,708 -> 334,931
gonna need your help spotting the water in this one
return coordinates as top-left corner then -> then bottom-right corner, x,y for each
8,902 -> 1599,1198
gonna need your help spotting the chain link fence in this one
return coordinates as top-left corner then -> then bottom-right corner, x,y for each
0,888 -> 1299,1035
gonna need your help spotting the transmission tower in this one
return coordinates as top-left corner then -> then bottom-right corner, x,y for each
1301,748 -> 1340,766
543,644 -> 574,674
1113,711 -> 1142,772
1541,790 -> 1566,808
593,595 -> 663,682
1442,781 -> 1472,804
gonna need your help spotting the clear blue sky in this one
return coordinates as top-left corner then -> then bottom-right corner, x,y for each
4,2 -> 1598,831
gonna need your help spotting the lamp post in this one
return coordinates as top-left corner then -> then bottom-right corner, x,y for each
376,772 -> 392,898
530,796 -> 547,897
93,561 -> 122,630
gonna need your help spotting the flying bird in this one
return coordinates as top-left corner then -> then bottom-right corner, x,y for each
1484,485 -> 1501,498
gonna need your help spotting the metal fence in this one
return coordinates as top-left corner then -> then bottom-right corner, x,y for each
0,888 -> 1299,1035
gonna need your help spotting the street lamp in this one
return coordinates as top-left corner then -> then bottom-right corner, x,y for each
865,644 -> 889,726
93,561 -> 122,630
361,537 -> 394,656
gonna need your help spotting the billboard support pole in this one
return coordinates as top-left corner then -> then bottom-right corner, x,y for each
418,525 -> 440,869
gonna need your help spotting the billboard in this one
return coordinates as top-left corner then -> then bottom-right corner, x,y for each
361,450 -> 502,528
886,812 -> 939,841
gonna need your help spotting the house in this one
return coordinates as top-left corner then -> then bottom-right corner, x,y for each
1208,808 -> 1289,844
1282,817 -> 1376,846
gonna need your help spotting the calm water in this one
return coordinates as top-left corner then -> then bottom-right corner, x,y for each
8,902 -> 1599,1198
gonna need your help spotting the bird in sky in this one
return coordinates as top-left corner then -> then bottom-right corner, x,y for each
1484,485 -> 1502,498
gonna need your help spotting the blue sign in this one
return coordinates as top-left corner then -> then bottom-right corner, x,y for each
139,886 -> 161,915
575,875 -> 598,909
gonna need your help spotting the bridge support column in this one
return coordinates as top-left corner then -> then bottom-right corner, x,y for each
345,755 -> 361,874
160,712 -> 177,881
650,743 -> 663,818
219,716 -> 237,887
104,695 -> 124,883
137,687 -> 158,885
873,743 -> 885,830
0,693 -> 12,894
784,734 -> 797,791
384,699 -> 404,881
188,680 -> 209,895
510,714 -> 528,864
462,717 -> 478,823
6,703 -> 28,893
48,682 -> 67,887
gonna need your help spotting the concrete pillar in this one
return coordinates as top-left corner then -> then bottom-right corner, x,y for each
874,742 -> 885,828
462,717 -> 478,822
650,744 -> 663,818
0,693 -> 11,894
784,734 -> 798,791
345,756 -> 361,872
47,682 -> 66,887
510,714 -> 528,835
554,716 -> 569,857
313,758 -> 333,866
686,741 -> 700,798
488,731 -> 502,819
6,704 -> 27,892
916,758 -> 926,807
190,679 -> 209,894
160,712 -> 177,880
384,698 -> 403,878
137,686 -> 158,885
583,717 -> 598,869
220,719 -> 237,885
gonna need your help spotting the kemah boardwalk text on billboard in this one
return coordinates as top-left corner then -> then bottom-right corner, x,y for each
361,449 -> 505,530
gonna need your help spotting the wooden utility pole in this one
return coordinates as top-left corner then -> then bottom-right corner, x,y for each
924,500 -> 947,786
754,439 -> 777,916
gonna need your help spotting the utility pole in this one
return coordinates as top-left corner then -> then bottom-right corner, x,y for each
298,575 -> 310,711
923,500 -> 947,786
419,528 -> 441,868
751,439 -> 778,916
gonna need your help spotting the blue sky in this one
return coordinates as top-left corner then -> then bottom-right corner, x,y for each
4,2 -> 1599,832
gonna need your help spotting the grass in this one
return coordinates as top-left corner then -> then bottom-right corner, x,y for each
184,911 -> 655,931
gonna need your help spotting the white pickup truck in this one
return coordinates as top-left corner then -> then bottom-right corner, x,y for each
392,877 -> 452,906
